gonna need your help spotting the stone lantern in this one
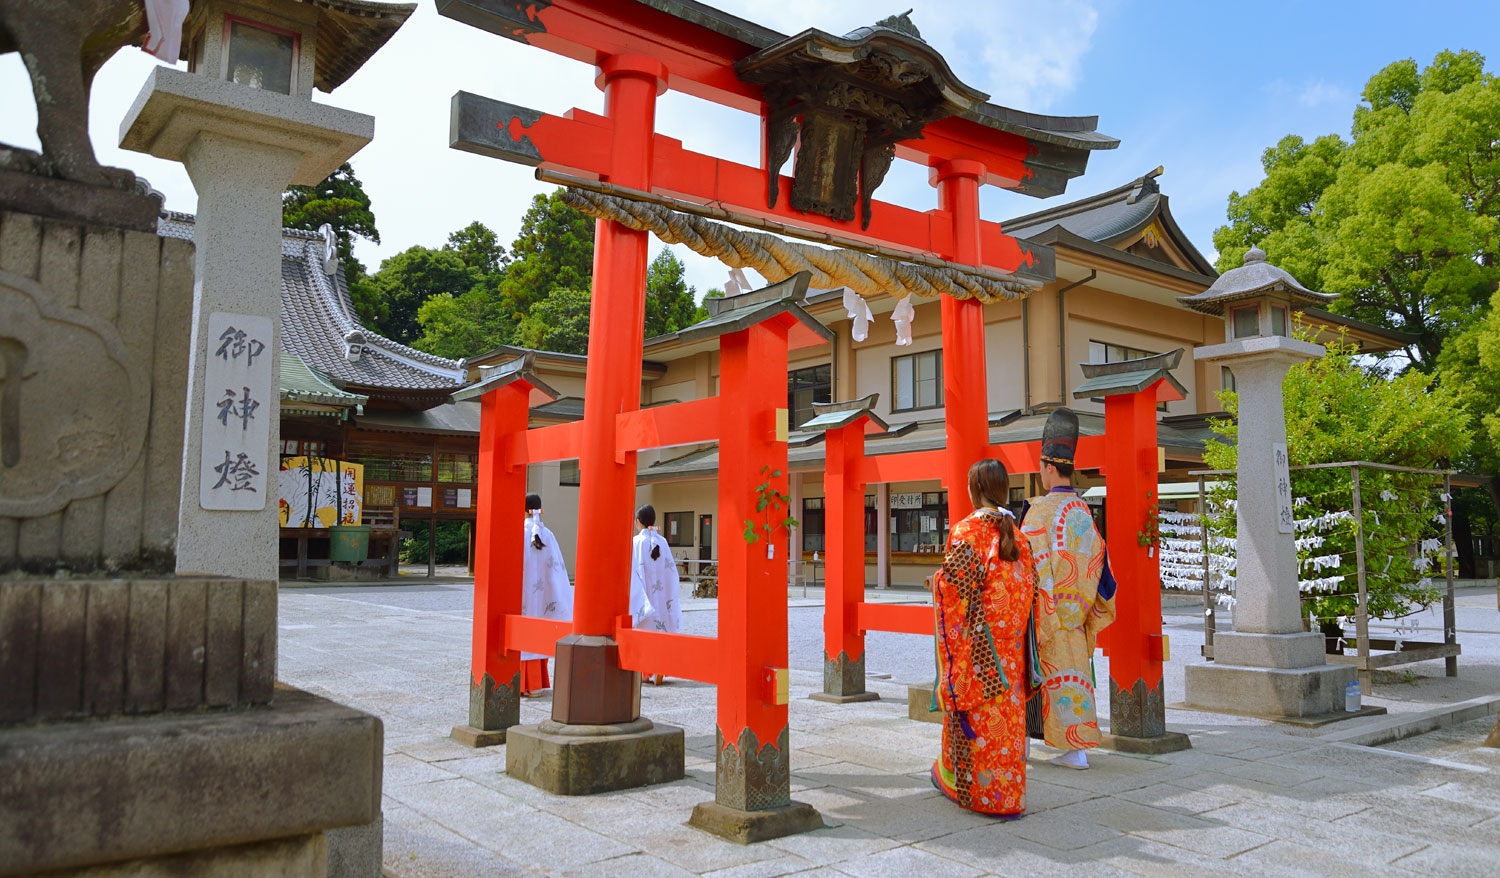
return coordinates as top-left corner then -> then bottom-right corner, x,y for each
1179,247 -> 1355,718
120,0 -> 413,582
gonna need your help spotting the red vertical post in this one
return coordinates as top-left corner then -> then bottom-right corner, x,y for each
934,160 -> 990,527
714,323 -> 794,809
461,382 -> 529,739
555,55 -> 667,726
813,425 -> 876,702
1103,387 -> 1167,739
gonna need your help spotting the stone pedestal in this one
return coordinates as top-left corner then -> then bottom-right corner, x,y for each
0,687 -> 382,877
688,726 -> 823,844
907,684 -> 942,724
1186,630 -> 1353,717
119,67 -> 374,583
505,718 -> 685,796
809,650 -> 879,703
501,635 -> 686,790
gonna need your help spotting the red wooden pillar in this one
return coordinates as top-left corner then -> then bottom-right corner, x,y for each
1103,386 -> 1169,740
461,382 -> 529,739
813,425 -> 877,702
935,160 -> 990,527
555,54 -> 666,726
713,322 -> 796,811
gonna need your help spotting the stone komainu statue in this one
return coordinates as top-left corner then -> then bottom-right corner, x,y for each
0,0 -> 187,187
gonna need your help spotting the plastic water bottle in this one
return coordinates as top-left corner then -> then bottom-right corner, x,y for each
1345,680 -> 1361,713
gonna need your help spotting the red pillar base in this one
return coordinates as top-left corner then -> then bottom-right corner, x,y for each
688,799 -> 824,845
809,650 -> 879,703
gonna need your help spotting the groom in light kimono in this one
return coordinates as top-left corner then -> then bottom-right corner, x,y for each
1021,408 -> 1116,770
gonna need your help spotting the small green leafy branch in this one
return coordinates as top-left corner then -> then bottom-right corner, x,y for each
743,465 -> 798,544
1137,491 -> 1161,548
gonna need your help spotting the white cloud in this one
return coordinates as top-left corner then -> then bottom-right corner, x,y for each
1297,78 -> 1350,109
0,0 -> 1099,303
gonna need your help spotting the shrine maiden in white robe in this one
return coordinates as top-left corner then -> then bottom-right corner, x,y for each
522,512 -> 574,660
630,526 -> 682,634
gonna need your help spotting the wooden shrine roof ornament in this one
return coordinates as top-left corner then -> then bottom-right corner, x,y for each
736,10 -> 986,229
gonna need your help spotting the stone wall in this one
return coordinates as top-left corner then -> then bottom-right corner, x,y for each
0,577 -> 275,723
0,209 -> 193,572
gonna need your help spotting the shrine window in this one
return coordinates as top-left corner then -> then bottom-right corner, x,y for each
892,350 -> 942,412
559,459 -> 580,487
279,439 -> 325,458
788,364 -> 832,429
345,447 -> 431,482
892,490 -> 948,554
436,452 -> 477,483
800,497 -> 825,553
1222,366 -> 1237,393
663,512 -> 693,547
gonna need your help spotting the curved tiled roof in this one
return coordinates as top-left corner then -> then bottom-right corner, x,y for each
1004,170 -> 1164,243
159,212 -> 464,399
1001,169 -> 1217,276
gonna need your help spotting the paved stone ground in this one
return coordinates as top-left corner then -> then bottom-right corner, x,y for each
277,582 -> 1500,877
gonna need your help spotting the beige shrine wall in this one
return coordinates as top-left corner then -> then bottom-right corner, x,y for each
1064,285 -> 1211,416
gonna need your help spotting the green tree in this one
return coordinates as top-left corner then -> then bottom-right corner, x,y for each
412,290 -> 511,359
515,287 -> 591,354
1213,50 -> 1500,368
644,249 -> 702,336
282,162 -> 380,272
1205,328 -> 1471,635
365,246 -> 480,345
497,190 -> 595,322
446,221 -> 508,275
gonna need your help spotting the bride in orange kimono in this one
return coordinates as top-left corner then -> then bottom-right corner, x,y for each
931,459 -> 1037,818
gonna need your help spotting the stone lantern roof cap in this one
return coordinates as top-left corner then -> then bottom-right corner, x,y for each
1176,247 -> 1334,316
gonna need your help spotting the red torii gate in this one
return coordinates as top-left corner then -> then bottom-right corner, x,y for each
437,0 -> 1125,839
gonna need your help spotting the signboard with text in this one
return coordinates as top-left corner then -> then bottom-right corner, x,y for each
1273,442 -> 1294,534
200,312 -> 271,510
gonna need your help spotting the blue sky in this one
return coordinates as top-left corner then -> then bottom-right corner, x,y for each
1,1 -> 1496,300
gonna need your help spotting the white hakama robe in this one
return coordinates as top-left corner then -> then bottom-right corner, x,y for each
522,512 -> 574,661
630,526 -> 682,634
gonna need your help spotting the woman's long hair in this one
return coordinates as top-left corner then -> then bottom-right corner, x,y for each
968,458 -> 1019,562
636,504 -> 661,560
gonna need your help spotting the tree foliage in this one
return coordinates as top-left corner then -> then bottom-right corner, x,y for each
446,221 -> 509,276
282,162 -> 380,273
412,291 -> 510,359
365,246 -> 481,345
1213,50 -> 1500,368
644,248 -> 707,337
1204,328 -> 1471,625
496,191 -> 595,323
515,287 -> 592,355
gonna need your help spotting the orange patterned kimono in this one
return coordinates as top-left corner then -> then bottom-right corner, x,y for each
931,510 -> 1036,817
1021,489 -> 1116,751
